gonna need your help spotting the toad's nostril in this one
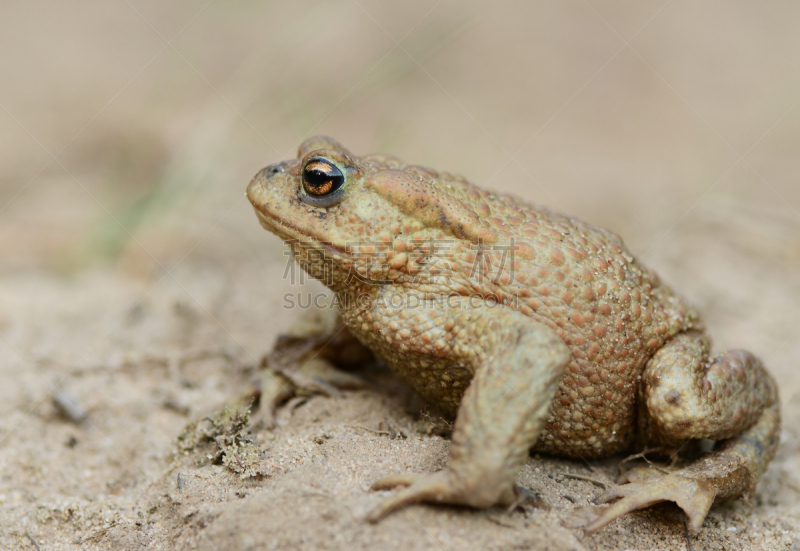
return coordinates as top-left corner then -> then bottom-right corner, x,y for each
267,165 -> 285,177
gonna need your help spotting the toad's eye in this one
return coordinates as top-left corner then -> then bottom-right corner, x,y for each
302,160 -> 344,197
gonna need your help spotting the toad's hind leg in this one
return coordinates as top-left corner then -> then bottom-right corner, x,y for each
586,332 -> 780,534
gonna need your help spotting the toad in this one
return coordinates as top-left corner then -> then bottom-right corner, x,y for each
246,136 -> 780,534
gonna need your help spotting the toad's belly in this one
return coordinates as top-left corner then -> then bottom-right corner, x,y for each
534,369 -> 639,458
372,344 -> 639,459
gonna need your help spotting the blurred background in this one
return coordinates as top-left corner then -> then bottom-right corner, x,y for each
3,0 -> 798,383
0,1 -> 799,547
2,0 -> 798,267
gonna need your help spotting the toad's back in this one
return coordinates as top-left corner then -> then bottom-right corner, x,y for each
463,188 -> 700,456
354,173 -> 700,457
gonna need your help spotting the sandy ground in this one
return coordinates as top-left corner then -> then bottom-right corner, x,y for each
1,1 -> 799,549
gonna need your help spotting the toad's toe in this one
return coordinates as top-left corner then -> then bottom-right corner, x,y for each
367,469 -> 515,522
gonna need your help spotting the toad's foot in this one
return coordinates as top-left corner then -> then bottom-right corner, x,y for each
367,469 -> 516,522
253,356 -> 368,428
251,308 -> 374,428
586,398 -> 780,535
585,470 -> 717,535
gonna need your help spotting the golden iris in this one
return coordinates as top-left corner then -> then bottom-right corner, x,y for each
302,160 -> 344,196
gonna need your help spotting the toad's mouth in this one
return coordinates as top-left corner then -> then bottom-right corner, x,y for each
252,208 -> 347,256
252,207 -> 302,241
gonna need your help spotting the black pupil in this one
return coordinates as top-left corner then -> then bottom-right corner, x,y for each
303,161 -> 344,196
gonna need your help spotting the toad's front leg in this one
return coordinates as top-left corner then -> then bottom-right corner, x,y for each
367,297 -> 570,521
586,331 -> 780,534
254,306 -> 374,428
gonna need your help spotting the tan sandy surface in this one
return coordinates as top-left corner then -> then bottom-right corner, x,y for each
1,1 -> 799,549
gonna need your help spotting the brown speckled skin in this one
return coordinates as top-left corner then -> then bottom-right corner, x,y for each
247,137 -> 780,533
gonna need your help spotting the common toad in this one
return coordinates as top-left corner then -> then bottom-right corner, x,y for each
246,136 -> 780,534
